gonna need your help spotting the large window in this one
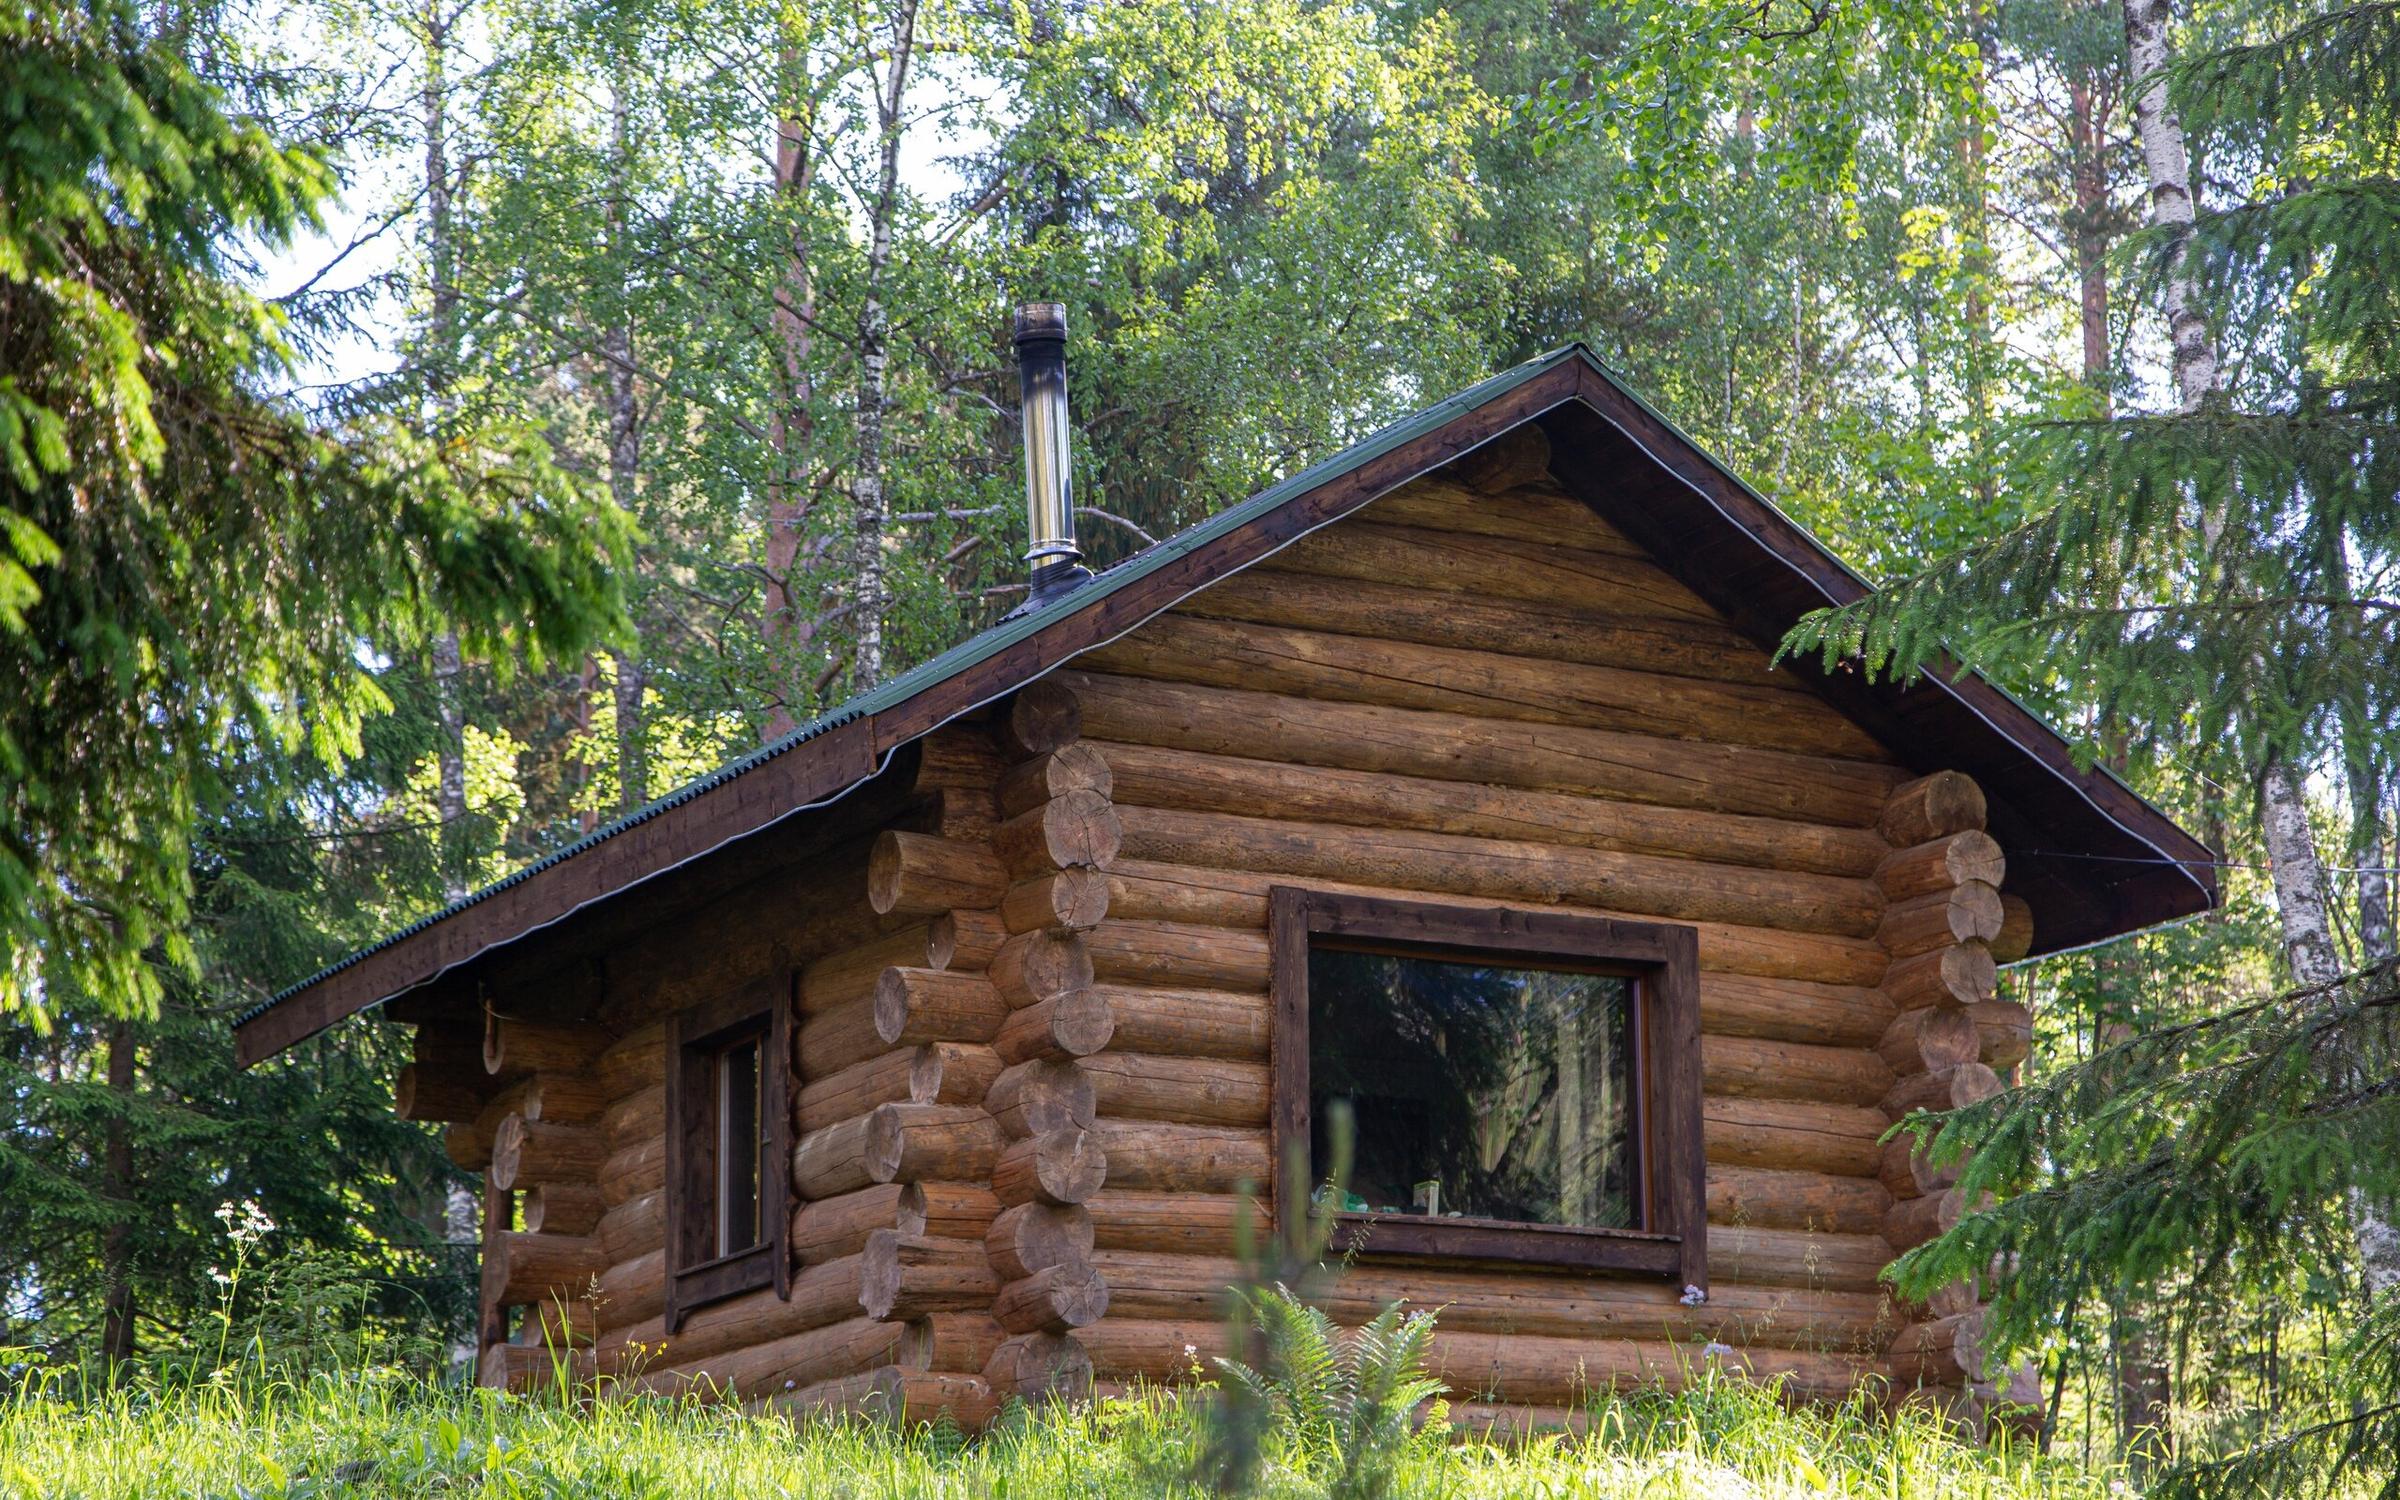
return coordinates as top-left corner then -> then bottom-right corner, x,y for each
1270,889 -> 1705,1286
665,978 -> 790,1328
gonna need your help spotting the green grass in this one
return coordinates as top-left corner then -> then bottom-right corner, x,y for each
0,1364 -> 2123,1500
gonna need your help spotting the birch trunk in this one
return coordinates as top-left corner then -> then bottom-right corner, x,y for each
604,69 -> 647,812
849,1 -> 918,693
2124,0 -> 2400,1306
762,27 -> 824,739
2121,0 -> 2217,416
423,0 -> 468,899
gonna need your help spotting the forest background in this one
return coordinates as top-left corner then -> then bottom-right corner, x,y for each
3,0 -> 2394,1492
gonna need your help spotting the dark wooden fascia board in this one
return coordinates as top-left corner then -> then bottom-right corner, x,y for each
235,715 -> 881,1066
237,362 -> 1586,1069
1547,366 -> 2215,949
866,361 -> 1591,755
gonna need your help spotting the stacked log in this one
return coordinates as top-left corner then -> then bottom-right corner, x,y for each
576,726 -> 1008,1400
467,1012 -> 619,1372
1871,772 -> 2033,1425
957,683 -> 1116,1409
1042,464 -> 1935,1407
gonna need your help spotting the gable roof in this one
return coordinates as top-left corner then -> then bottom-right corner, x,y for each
234,345 -> 2216,1066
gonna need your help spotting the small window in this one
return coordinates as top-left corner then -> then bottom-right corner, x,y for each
1271,889 -> 1705,1287
714,1035 -> 765,1256
666,978 -> 790,1329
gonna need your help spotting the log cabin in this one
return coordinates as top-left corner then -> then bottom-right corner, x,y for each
234,310 -> 2214,1434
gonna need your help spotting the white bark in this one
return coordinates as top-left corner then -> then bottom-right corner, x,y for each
762,27 -> 823,740
2121,0 -> 2217,416
604,70 -> 647,812
2122,0 -> 2400,1304
431,630 -> 468,902
849,0 -> 918,692
2259,760 -> 2342,988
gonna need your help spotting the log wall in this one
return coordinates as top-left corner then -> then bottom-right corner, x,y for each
402,433 -> 2040,1425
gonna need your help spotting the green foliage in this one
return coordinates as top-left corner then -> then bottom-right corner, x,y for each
1211,1286 -> 1448,1500
1782,3 -> 2400,776
0,1346 -> 2125,1499
1889,960 -> 2400,1497
0,0 -> 636,1025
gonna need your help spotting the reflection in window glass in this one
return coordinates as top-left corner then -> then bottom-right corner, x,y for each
1308,946 -> 1640,1229
716,1037 -> 764,1255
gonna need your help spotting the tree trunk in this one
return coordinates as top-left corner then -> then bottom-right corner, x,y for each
1959,0 -> 1997,511
423,0 -> 469,900
762,27 -> 824,740
605,68 -> 648,813
100,1020 -> 136,1364
432,631 -> 469,902
849,1 -> 919,693
2068,70 -> 2111,396
2122,0 -> 2400,1303
2120,0 -> 2217,417
2352,759 -> 2392,963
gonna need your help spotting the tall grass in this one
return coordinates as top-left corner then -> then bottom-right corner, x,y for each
0,1359 -> 2123,1499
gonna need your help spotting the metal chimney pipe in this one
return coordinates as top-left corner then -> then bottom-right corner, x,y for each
1012,302 -> 1090,604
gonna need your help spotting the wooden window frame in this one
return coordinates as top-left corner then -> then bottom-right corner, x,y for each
1269,888 -> 1706,1291
665,975 -> 791,1331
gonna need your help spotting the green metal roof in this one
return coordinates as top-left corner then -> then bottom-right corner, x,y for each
241,345 -> 1585,1028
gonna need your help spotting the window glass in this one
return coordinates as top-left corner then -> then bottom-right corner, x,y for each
716,1036 -> 763,1255
1308,946 -> 1640,1229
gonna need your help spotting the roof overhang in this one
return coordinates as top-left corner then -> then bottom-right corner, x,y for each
236,347 -> 2213,1066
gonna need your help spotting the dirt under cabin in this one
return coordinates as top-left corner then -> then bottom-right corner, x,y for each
234,312 -> 2215,1435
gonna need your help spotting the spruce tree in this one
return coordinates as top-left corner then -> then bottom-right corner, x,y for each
1785,5 -> 2400,1490
0,0 -> 637,1026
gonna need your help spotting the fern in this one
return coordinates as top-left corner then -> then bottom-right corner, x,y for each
1212,1283 -> 1448,1500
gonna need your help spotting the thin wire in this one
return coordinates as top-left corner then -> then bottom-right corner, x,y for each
2016,848 -> 2400,876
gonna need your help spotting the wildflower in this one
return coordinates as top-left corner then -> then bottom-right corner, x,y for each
1679,1284 -> 1708,1306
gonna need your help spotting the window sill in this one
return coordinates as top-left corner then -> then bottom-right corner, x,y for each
1328,1211 -> 1682,1275
668,1242 -> 777,1324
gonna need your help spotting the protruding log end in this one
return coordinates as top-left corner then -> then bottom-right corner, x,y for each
993,988 -> 1117,1065
999,743 -> 1114,820
985,1201 -> 1096,1282
1888,1309 -> 1988,1385
1883,1061 -> 2003,1119
1876,1003 -> 1982,1077
1875,830 -> 2005,900
1880,771 -> 1988,848
869,831 -> 1010,917
859,1230 -> 1001,1321
1879,883 -> 2004,959
987,1059 -> 1098,1140
484,1016 -> 608,1079
982,1331 -> 1094,1404
1966,999 -> 2034,1070
993,1126 -> 1108,1207
994,1261 -> 1110,1335
1992,894 -> 2035,964
990,930 -> 1097,1009
524,1182 -> 607,1237
1001,680 -> 1083,760
1884,943 -> 1997,1011
994,791 -> 1123,879
874,967 -> 1008,1048
1883,1185 -> 1966,1252
1001,870 -> 1112,934
397,1063 -> 487,1123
